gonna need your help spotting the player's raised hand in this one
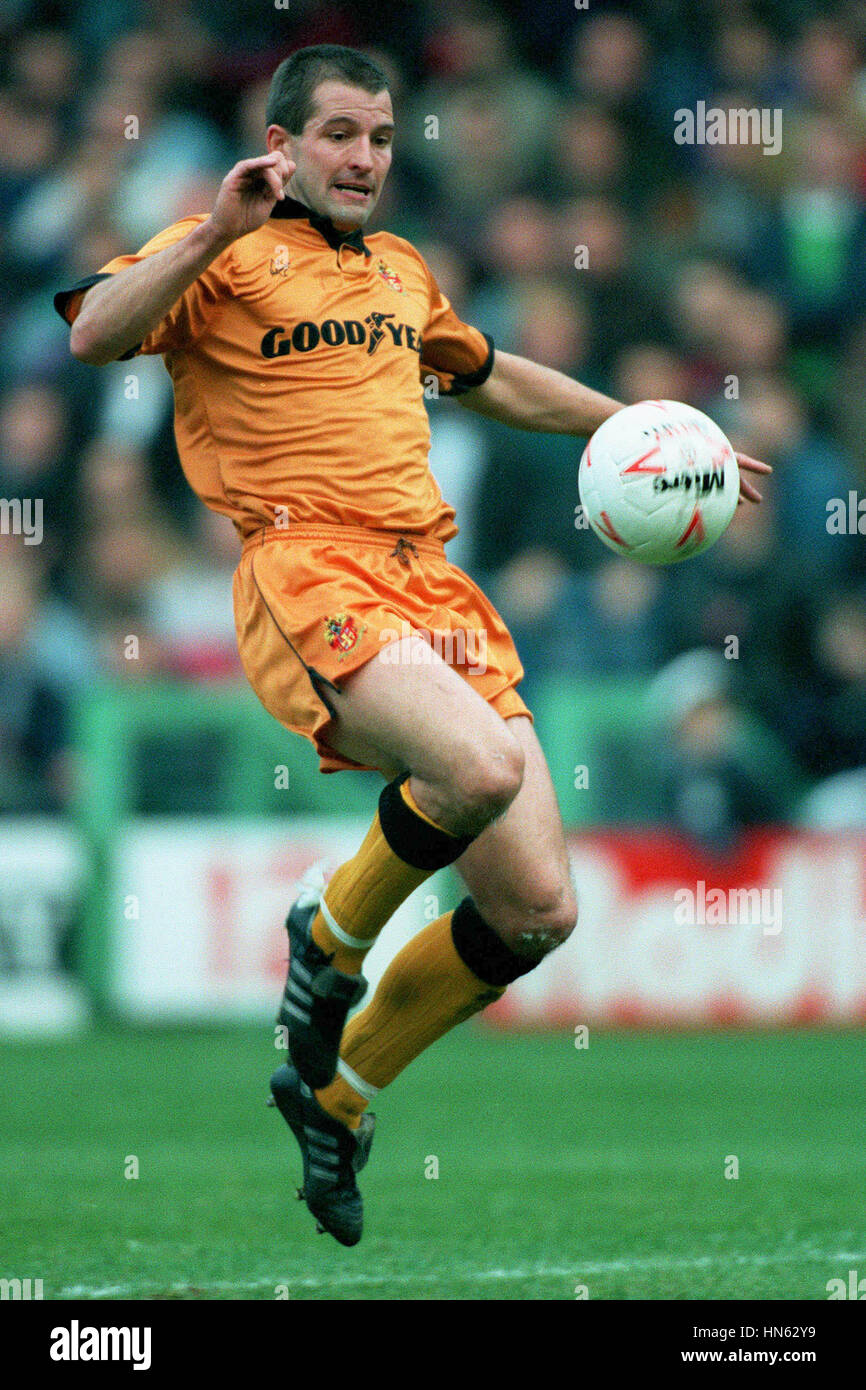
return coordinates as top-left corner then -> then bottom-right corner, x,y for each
208,152 -> 297,242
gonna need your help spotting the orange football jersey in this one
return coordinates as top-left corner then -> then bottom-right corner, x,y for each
54,198 -> 494,540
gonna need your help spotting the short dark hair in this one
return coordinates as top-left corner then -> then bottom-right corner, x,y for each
265,45 -> 390,135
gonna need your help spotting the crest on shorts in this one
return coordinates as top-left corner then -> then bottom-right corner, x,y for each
376,258 -> 404,292
324,612 -> 365,657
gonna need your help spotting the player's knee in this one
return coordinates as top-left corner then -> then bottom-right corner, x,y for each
532,880 -> 578,950
452,731 -> 524,825
509,874 -> 578,957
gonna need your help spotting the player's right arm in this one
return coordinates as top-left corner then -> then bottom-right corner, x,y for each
69,151 -> 294,364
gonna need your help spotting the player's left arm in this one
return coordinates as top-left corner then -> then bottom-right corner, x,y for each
459,349 -> 771,503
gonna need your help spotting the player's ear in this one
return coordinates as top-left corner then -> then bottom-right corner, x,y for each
266,123 -> 293,156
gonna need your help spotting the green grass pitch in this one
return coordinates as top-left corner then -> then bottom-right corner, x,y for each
2,1025 -> 864,1300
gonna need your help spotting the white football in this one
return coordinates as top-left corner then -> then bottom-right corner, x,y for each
578,400 -> 740,565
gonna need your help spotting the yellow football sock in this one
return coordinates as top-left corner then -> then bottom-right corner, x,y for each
314,911 -> 505,1128
310,778 -> 465,974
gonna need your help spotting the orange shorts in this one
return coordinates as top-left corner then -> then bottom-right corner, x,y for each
233,524 -> 531,773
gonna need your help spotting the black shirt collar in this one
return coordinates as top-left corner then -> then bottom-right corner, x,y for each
270,195 -> 370,256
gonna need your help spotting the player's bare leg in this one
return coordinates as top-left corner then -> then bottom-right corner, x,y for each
271,633 -> 535,1242
322,632 -> 527,834
296,646 -> 576,1153
275,633 -> 525,1078
453,715 -> 577,960
320,653 -> 575,972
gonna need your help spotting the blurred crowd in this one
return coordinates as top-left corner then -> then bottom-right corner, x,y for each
2,0 -> 866,830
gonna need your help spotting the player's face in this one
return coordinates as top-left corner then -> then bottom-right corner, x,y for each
271,80 -> 394,231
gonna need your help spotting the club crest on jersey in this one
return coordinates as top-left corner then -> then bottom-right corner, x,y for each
376,258 -> 403,292
324,612 -> 365,657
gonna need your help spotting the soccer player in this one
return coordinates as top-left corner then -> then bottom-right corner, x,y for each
56,45 -> 769,1246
